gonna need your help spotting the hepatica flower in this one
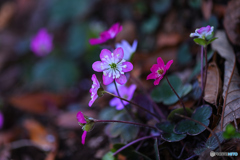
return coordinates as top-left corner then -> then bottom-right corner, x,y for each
110,84 -> 137,110
76,111 -> 87,144
89,23 -> 122,45
190,25 -> 214,39
89,74 -> 100,107
115,40 -> 138,60
147,57 -> 173,85
30,28 -> 53,57
92,47 -> 133,85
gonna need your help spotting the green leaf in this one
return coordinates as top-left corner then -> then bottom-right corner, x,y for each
177,43 -> 192,65
141,14 -> 160,34
31,56 -> 80,91
167,108 -> 193,123
151,0 -> 172,14
207,37 -> 218,45
154,138 -> 160,160
99,108 -> 118,120
156,122 -> 186,142
174,105 -> 212,135
105,112 -> 139,142
194,38 -> 207,47
223,124 -> 240,139
102,151 -> 117,160
151,75 -> 182,105
188,0 -> 201,9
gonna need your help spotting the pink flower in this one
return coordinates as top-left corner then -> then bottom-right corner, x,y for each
92,47 -> 133,85
89,74 -> 100,107
146,57 -> 173,85
30,28 -> 53,57
89,23 -> 122,45
190,25 -> 214,39
110,84 -> 137,110
76,111 -> 87,144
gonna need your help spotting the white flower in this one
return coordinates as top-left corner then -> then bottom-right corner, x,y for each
115,40 -> 138,60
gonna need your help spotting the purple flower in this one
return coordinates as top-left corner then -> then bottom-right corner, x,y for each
76,111 -> 87,144
110,84 -> 137,110
115,40 -> 138,60
0,112 -> 3,129
92,47 -> 133,85
89,74 -> 100,107
89,23 -> 122,45
190,25 -> 214,39
30,28 -> 53,57
146,57 -> 173,85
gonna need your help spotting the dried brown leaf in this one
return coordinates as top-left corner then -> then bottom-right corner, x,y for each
201,0 -> 213,20
203,62 -> 222,106
0,2 -> 15,31
212,31 -> 240,130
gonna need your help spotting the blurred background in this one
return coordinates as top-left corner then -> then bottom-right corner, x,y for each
0,0 -> 234,159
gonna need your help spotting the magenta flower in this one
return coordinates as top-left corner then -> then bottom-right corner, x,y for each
110,84 -> 137,110
92,47 -> 133,85
190,25 -> 214,39
146,57 -> 173,85
30,28 -> 53,57
89,74 -> 100,107
0,112 -> 3,129
76,111 -> 87,144
89,23 -> 122,45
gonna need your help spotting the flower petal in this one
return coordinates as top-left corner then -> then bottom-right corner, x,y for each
102,74 -> 114,85
76,111 -> 86,123
82,131 -> 87,144
89,38 -> 107,45
109,97 -> 120,106
88,94 -> 98,107
122,62 -> 133,72
147,72 -> 157,80
157,57 -> 165,67
150,64 -> 159,72
113,47 -> 124,63
165,60 -> 173,70
131,40 -> 138,53
92,61 -> 105,72
116,103 -> 124,110
154,76 -> 163,85
127,84 -> 137,100
100,49 -> 112,62
115,74 -> 127,85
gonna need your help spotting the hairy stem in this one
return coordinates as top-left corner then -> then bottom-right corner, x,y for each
94,119 -> 157,130
104,91 -> 161,121
165,76 -> 186,115
113,135 -> 160,156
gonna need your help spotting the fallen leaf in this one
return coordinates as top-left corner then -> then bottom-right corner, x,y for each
212,31 -> 240,130
9,92 -> 64,114
202,62 -> 222,106
0,2 -> 16,31
156,32 -> 182,48
23,119 -> 57,151
201,0 -> 213,20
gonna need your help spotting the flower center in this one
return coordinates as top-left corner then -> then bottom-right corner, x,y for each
109,63 -> 117,69
157,69 -> 164,75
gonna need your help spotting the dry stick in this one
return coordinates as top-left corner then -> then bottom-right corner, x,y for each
130,76 -> 166,120
165,76 -> 187,115
175,113 -> 222,153
221,61 -> 236,130
94,119 -> 157,130
104,91 -> 161,121
114,80 -> 135,120
112,135 -> 161,156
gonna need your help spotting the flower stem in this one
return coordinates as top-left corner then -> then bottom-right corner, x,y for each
165,76 -> 186,115
175,113 -> 222,153
203,47 -> 208,100
94,119 -> 157,130
104,91 -> 161,121
201,45 -> 204,95
113,80 -> 135,120
113,135 -> 160,156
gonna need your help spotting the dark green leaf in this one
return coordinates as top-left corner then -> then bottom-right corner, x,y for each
194,38 -> 207,47
156,122 -> 186,142
188,0 -> 201,9
151,0 -> 172,14
141,15 -> 160,34
174,105 -> 212,135
99,108 -> 118,120
167,108 -> 192,123
102,151 -> 117,160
